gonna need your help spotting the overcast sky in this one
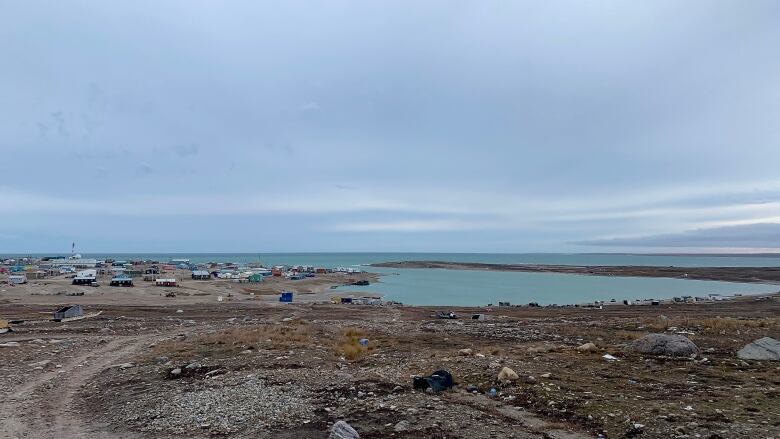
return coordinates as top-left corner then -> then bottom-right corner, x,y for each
2,1 -> 780,253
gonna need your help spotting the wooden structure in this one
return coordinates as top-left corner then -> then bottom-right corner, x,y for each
53,305 -> 83,321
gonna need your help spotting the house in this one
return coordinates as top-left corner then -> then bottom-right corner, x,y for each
53,305 -> 83,321
287,273 -> 306,280
248,273 -> 264,283
191,270 -> 210,280
46,258 -> 99,268
155,278 -> 177,287
279,291 -> 293,302
25,270 -> 46,280
315,267 -> 328,274
110,274 -> 134,287
72,269 -> 97,285
125,269 -> 143,278
8,275 -> 27,285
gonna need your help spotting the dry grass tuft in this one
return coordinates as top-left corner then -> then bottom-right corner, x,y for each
333,327 -> 370,361
150,323 -> 315,360
643,316 -> 779,334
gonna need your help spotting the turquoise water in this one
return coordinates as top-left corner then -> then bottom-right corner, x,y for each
10,252 -> 780,306
337,267 -> 777,306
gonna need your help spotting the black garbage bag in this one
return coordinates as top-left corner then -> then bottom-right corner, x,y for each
412,369 -> 453,392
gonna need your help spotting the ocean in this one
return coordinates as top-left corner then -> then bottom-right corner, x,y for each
13,253 -> 780,306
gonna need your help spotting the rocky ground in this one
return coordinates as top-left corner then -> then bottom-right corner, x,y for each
1,296 -> 779,438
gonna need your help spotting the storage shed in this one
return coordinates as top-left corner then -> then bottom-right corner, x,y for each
248,273 -> 264,283
8,275 -> 27,285
53,305 -> 83,321
156,278 -> 177,287
110,275 -> 134,287
279,291 -> 293,302
191,270 -> 210,280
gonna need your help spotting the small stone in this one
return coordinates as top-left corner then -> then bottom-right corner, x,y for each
394,420 -> 410,432
169,368 -> 182,377
458,348 -> 473,356
541,372 -> 551,379
497,367 -> 519,382
576,342 -> 598,352
328,421 -> 360,439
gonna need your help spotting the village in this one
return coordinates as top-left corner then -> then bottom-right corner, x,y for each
0,254 -> 388,313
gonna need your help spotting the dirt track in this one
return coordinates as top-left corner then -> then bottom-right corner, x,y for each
0,334 -> 159,439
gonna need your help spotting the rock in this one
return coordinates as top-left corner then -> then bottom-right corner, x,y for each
169,367 -> 182,377
0,342 -> 20,347
391,385 -> 404,393
29,359 -> 52,368
155,356 -> 169,364
394,420 -> 410,432
329,420 -> 360,439
185,362 -> 201,370
117,362 -> 134,369
540,373 -> 551,379
523,375 -> 537,384
630,333 -> 698,357
497,367 -> 519,382
458,348 -> 473,356
737,337 -> 780,361
576,342 -> 597,352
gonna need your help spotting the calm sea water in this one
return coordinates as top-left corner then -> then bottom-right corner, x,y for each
12,253 -> 780,306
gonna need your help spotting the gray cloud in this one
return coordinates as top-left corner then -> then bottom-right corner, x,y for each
175,143 -> 199,157
1,1 -> 780,251
576,223 -> 780,248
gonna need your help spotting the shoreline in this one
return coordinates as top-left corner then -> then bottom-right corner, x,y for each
370,260 -> 780,284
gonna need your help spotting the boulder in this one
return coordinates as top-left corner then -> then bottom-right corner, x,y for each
737,337 -> 780,361
497,367 -> 519,382
630,333 -> 698,357
329,421 -> 360,439
458,348 -> 473,356
576,342 -> 597,352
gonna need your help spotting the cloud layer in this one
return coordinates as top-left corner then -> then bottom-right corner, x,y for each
1,1 -> 780,252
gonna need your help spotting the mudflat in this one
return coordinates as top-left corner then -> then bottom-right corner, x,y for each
372,260 -> 780,284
